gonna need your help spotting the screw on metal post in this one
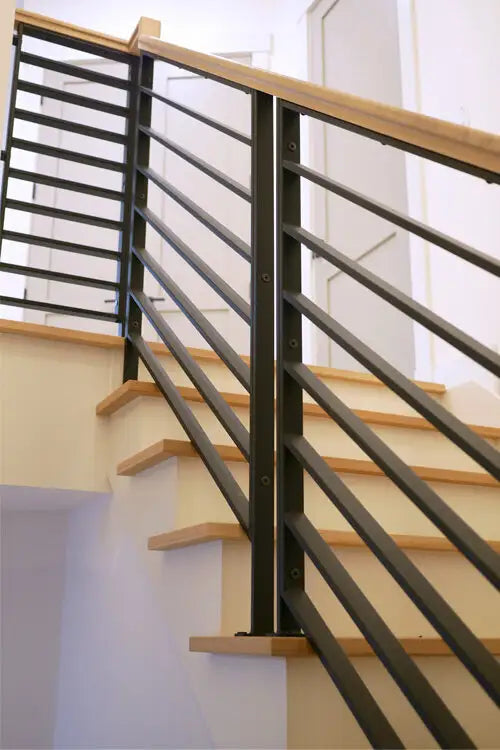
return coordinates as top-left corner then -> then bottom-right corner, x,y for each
287,141 -> 297,152
261,273 -> 271,282
131,320 -> 140,328
289,338 -> 298,348
260,475 -> 271,486
289,568 -> 301,580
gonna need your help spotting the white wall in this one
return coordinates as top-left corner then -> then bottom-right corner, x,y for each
398,0 -> 500,388
53,472 -> 287,749
1,509 -> 68,748
24,0 -> 277,47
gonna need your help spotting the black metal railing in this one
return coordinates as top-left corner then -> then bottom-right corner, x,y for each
0,22 -> 134,325
276,98 -> 500,748
1,21 -> 499,749
121,51 -> 275,637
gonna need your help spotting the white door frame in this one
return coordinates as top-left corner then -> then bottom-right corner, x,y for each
306,0 -> 340,365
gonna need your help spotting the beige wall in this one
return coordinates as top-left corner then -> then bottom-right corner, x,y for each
0,0 -> 16,140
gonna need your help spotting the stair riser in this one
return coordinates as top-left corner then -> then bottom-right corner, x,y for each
129,455 -> 499,540
287,653 -> 500,749
137,355 -> 443,415
107,395 -> 499,473
219,541 -> 500,639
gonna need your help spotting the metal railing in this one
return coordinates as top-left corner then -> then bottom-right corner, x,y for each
121,50 -> 275,636
0,22 -> 135,324
1,16 -> 499,749
275,100 -> 500,748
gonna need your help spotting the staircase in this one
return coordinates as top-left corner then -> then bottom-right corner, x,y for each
1,9 -> 499,750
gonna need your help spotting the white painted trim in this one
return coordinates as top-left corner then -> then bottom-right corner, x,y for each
396,0 -> 434,381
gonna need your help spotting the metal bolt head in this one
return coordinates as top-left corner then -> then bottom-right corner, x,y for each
261,273 -> 271,283
289,338 -> 298,349
260,475 -> 271,486
287,141 -> 297,152
290,568 -> 301,580
132,321 -> 140,328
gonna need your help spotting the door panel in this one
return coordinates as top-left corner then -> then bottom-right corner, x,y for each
20,62 -> 127,333
18,54 -> 256,352
150,60 -> 252,353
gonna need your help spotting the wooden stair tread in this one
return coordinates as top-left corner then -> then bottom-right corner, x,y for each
148,522 -> 500,553
189,635 -> 500,658
117,438 -> 499,487
96,380 -> 500,439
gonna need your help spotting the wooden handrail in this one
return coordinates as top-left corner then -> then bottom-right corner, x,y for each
139,35 -> 500,176
14,10 -> 160,56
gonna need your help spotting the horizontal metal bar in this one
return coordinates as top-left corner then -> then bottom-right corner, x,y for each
286,511 -> 474,749
287,225 -> 500,375
11,138 -> 125,173
141,53 -> 251,93
288,434 -> 500,707
283,101 -> 500,186
0,294 -> 119,322
140,124 -> 251,201
8,168 -> 125,202
138,165 -> 251,261
1,230 -> 120,261
288,360 -> 500,589
17,80 -> 129,118
283,588 -> 403,749
0,261 -> 118,291
131,288 -> 250,458
21,24 -> 132,64
137,205 -> 251,325
133,245 -> 251,391
285,291 -> 500,481
129,331 -> 250,531
5,199 -> 123,231
20,51 -> 131,90
140,86 -> 252,145
15,108 -> 127,145
284,163 -> 500,276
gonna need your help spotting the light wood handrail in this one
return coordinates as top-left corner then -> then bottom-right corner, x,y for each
14,10 -> 160,56
139,35 -> 500,175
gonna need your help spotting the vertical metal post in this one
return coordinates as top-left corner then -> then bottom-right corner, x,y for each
118,55 -> 139,335
276,101 -> 304,634
0,26 -> 23,259
122,54 -> 154,383
249,90 -> 275,636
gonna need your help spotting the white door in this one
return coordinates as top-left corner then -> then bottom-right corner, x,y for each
18,51 -> 259,353
19,59 -> 128,334
145,54 -> 252,354
309,0 -> 415,376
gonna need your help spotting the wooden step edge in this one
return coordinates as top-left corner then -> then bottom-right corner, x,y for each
189,635 -> 500,658
147,522 -> 500,553
97,381 -> 500,440
2,319 -> 445,392
117,438 -> 499,487
116,439 -> 198,476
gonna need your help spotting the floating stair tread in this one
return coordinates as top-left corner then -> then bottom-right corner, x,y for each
2,319 -> 445,391
189,635 -> 500,658
97,380 -> 500,439
147,522 -> 500,553
117,438 -> 499,487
